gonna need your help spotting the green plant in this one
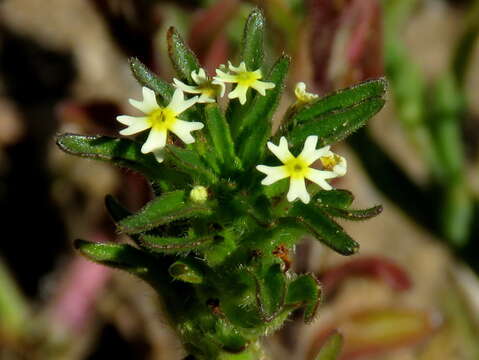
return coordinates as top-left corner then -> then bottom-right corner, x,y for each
56,9 -> 386,360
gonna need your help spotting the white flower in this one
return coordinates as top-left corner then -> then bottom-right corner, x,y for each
213,61 -> 275,105
190,185 -> 208,203
294,82 -> 318,104
117,87 -> 203,163
256,136 -> 347,204
173,68 -> 225,103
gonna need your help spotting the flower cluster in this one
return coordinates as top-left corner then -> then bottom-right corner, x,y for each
117,64 -> 347,203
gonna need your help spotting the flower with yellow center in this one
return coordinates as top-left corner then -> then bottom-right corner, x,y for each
214,61 -> 275,105
256,136 -> 347,204
173,68 -> 225,103
294,82 -> 319,104
116,86 -> 203,163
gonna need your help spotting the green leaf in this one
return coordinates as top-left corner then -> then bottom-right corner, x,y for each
285,273 -> 321,323
256,263 -> 286,319
56,134 -> 185,191
321,205 -> 383,221
74,240 -> 155,277
288,203 -> 359,255
315,331 -> 343,360
167,27 -> 201,82
314,190 -> 354,209
105,195 -> 131,222
292,78 -> 387,124
165,145 -> 218,184
118,190 -> 213,234
240,8 -> 265,71
289,97 -> 385,149
169,259 -> 205,284
140,233 -> 215,254
56,134 -> 157,177
129,57 -> 174,104
204,104 -> 241,173
237,55 -> 290,169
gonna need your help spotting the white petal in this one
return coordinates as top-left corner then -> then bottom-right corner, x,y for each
307,145 -> 332,165
287,178 -> 310,203
267,137 -> 293,163
116,115 -> 139,126
298,135 -> 319,163
305,168 -> 336,191
167,88 -> 198,115
256,165 -> 289,185
214,70 -> 237,83
141,129 -> 167,154
197,94 -> 216,103
191,68 -> 207,84
173,78 -> 201,94
152,148 -> 165,163
119,117 -> 150,135
333,156 -> 347,176
228,84 -> 249,104
212,79 -> 226,97
142,86 -> 159,109
169,119 -> 204,144
229,61 -> 247,73
251,80 -> 275,95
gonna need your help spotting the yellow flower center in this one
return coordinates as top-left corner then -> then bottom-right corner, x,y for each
149,108 -> 177,131
198,82 -> 219,98
236,71 -> 261,87
284,157 -> 310,179
320,155 -> 341,170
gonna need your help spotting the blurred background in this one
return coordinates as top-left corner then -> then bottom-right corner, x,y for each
0,0 -> 478,359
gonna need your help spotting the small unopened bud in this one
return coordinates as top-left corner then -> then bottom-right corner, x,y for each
190,185 -> 208,203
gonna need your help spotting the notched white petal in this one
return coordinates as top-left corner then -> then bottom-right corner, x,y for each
267,137 -> 293,163
141,129 -> 167,154
119,117 -> 150,136
287,178 -> 310,203
256,165 -> 288,185
169,120 -> 204,144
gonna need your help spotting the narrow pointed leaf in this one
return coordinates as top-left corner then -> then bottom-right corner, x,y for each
285,273 -> 322,323
140,233 -> 215,254
293,78 -> 387,124
74,240 -> 154,277
57,134 -> 157,178
168,259 -> 205,284
167,27 -> 200,82
118,190 -> 213,234
204,103 -> 241,173
321,205 -> 383,221
237,55 -> 290,169
288,203 -> 359,255
289,97 -> 385,149
314,190 -> 354,209
165,145 -> 218,184
129,57 -> 174,103
105,195 -> 131,222
241,8 -> 265,71
315,332 -> 343,360
254,263 -> 286,319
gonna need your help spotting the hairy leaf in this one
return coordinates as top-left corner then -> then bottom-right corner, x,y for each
314,190 -> 354,209
289,97 -> 385,149
285,273 -> 321,323
140,233 -> 215,254
293,78 -> 387,124
167,27 -> 201,82
118,191 -> 213,234
129,57 -> 174,103
288,203 -> 359,255
204,104 -> 241,173
241,8 -> 265,71
321,205 -> 383,221
165,145 -> 218,184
